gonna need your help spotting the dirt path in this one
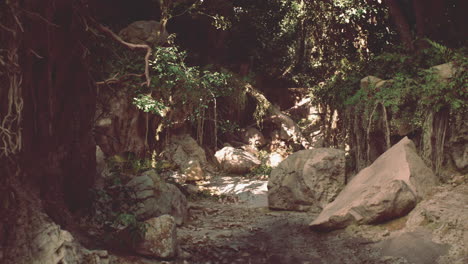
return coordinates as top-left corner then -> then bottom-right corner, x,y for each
116,175 -> 457,264
176,175 -> 387,264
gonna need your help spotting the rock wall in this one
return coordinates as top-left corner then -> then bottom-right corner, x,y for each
95,87 -> 160,158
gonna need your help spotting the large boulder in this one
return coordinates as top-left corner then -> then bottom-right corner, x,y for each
310,137 -> 438,231
133,215 -> 177,259
267,148 -> 345,212
127,170 -> 187,225
119,20 -> 169,45
163,134 -> 207,182
215,146 -> 261,174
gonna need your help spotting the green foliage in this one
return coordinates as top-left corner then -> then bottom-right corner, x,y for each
210,14 -> 232,30
133,94 -> 167,115
230,0 -> 391,85
248,150 -> 273,177
249,163 -> 273,177
114,213 -> 148,244
218,119 -> 240,135
135,46 -> 232,126
108,152 -> 152,175
315,40 -> 467,135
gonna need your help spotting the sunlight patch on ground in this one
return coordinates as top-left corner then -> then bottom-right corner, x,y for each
206,176 -> 269,208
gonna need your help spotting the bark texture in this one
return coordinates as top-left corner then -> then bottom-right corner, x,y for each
1,0 -> 96,261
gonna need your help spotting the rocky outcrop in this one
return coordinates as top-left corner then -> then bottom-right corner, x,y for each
133,215 -> 178,259
310,137 -> 438,231
404,184 -> 468,264
127,170 -> 188,225
241,127 -> 266,147
95,88 -> 160,158
164,134 -> 208,182
119,20 -> 169,46
268,148 -> 345,211
215,146 -> 261,174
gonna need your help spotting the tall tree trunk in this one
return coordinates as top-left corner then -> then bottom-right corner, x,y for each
1,1 -> 96,260
412,0 -> 426,38
385,0 -> 414,50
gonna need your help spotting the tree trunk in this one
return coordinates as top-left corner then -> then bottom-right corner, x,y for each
1,0 -> 96,261
385,0 -> 414,50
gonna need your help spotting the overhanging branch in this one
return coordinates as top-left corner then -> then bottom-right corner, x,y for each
94,23 -> 152,87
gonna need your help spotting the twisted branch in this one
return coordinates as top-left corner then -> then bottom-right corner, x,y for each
94,23 -> 152,87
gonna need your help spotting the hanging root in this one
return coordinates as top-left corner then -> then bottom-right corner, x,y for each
381,103 -> 391,150
365,103 -> 379,163
0,47 -> 23,158
366,101 -> 390,163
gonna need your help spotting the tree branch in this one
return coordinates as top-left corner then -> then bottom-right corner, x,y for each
94,23 -> 152,87
96,73 -> 145,86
